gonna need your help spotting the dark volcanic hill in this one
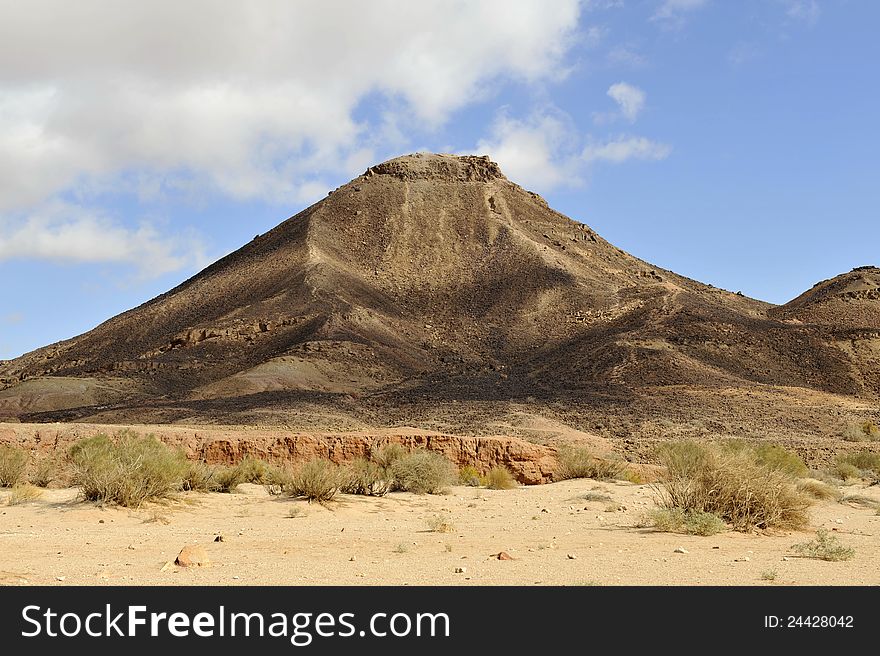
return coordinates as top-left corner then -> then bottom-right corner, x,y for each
1,153 -> 878,439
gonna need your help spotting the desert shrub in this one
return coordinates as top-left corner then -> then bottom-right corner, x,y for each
235,456 -> 275,483
842,420 -> 880,442
284,458 -> 342,502
555,445 -> 626,481
28,453 -> 64,488
835,451 -> 880,478
263,464 -> 293,496
6,484 -> 43,505
761,570 -> 777,581
390,449 -> 455,494
68,433 -> 189,508
834,462 -> 862,481
644,508 -> 727,536
426,513 -> 455,533
212,465 -> 245,493
181,460 -> 220,492
839,494 -> 879,510
791,529 -> 854,561
654,441 -> 809,532
484,466 -> 518,490
580,491 -> 613,502
796,479 -> 842,501
458,465 -> 482,487
721,440 -> 808,478
372,443 -> 407,469
341,458 -> 390,496
0,445 -> 29,487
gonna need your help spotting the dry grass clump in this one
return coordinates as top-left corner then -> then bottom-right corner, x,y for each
555,445 -> 626,481
284,458 -> 342,502
68,433 -> 189,508
654,441 -> 810,532
484,466 -> 518,490
6,484 -> 43,505
722,439 -> 809,478
0,445 -> 29,487
28,453 -> 65,487
426,513 -> 455,533
372,443 -> 407,469
791,529 -> 855,561
643,507 -> 727,536
389,449 -> 455,494
181,460 -> 220,492
341,458 -> 391,496
796,479 -> 843,501
842,420 -> 880,442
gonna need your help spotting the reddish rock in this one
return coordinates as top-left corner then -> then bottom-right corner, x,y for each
175,545 -> 211,567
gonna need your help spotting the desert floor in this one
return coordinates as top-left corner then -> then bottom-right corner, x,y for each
1,479 -> 878,586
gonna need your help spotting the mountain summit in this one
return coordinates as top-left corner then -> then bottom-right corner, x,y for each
1,153 -> 878,438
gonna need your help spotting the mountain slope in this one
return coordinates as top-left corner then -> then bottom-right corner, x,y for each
1,153 -> 878,433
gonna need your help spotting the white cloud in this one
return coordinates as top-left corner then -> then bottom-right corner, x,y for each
607,82 -> 646,122
652,0 -> 708,23
0,1 -> 581,216
470,110 -> 582,190
607,45 -> 648,69
0,202 -> 208,279
783,0 -> 820,25
582,136 -> 672,163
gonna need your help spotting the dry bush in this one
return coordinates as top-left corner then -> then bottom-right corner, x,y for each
484,466 -> 518,490
721,439 -> 808,477
212,465 -> 245,493
426,513 -> 455,533
555,445 -> 626,481
835,451 -> 880,479
458,465 -> 482,487
264,464 -> 293,496
842,420 -> 880,442
68,433 -> 189,508
644,507 -> 726,536
796,479 -> 842,501
341,458 -> 390,496
791,529 -> 854,561
7,484 -> 43,505
372,443 -> 407,469
181,460 -> 220,492
0,445 -> 29,487
390,449 -> 455,494
28,453 -> 65,488
839,494 -> 879,510
284,458 -> 341,502
654,441 -> 810,532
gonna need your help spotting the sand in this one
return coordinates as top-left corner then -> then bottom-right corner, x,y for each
2,479 -> 878,586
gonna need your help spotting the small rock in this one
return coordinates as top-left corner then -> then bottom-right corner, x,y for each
349,556 -> 357,562
734,557 -> 751,562
454,567 -> 467,574
496,551 -> 514,561
127,544 -> 136,551
175,545 -> 211,568
214,535 -> 224,543
55,576 -> 66,582
98,519 -> 105,524
232,576 -> 240,580
674,547 -> 689,554
541,508 -> 550,514
567,553 -> 577,560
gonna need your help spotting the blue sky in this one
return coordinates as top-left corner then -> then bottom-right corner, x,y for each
1,0 -> 878,359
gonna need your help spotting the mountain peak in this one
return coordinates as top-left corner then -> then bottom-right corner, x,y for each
363,152 -> 505,183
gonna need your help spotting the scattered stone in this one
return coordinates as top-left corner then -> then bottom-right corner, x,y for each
127,544 -> 136,551
98,519 -> 104,524
674,547 -> 689,554
567,553 -> 577,560
55,576 -> 66,582
496,551 -> 514,561
454,567 -> 467,574
175,545 -> 211,568
541,508 -> 550,513
160,561 -> 173,572
734,557 -> 751,562
214,535 -> 224,542
232,576 -> 240,580
349,556 -> 357,562
782,557 -> 790,561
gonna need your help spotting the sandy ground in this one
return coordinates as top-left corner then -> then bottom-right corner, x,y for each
2,479 -> 879,586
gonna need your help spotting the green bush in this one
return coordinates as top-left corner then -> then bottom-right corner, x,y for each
284,458 -> 342,502
458,465 -> 482,487
791,529 -> 854,561
181,460 -> 220,492
341,458 -> 390,496
835,450 -> 880,477
0,445 -> 29,487
655,440 -> 809,532
484,466 -> 518,490
68,433 -> 189,508
645,508 -> 727,536
390,449 -> 455,494
555,444 -> 626,481
842,420 -> 880,442
372,443 -> 407,469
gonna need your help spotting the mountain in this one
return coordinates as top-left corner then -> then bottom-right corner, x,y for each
1,153 -> 878,443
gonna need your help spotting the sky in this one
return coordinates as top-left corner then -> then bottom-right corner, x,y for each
1,0 -> 878,359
